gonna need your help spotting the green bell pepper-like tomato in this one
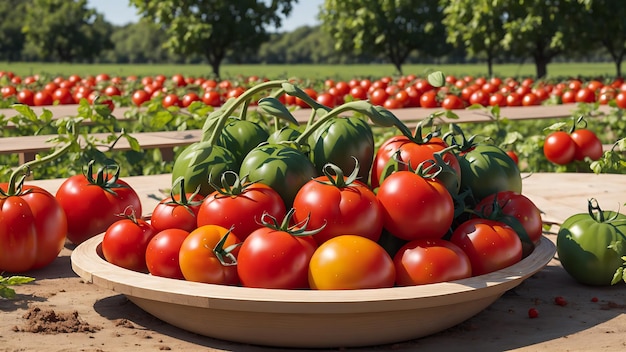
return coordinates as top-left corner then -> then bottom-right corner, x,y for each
457,144 -> 522,201
307,116 -> 374,182
239,143 -> 318,208
219,118 -> 269,166
557,199 -> 626,286
171,141 -> 238,196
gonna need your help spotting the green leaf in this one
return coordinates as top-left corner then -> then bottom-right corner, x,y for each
10,103 -> 37,120
257,97 -> 298,125
428,71 -> 446,87
611,267 -> 624,285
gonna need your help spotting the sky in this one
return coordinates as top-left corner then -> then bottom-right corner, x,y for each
86,0 -> 324,31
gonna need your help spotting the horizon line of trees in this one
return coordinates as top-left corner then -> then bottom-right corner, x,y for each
1,0 -> 624,79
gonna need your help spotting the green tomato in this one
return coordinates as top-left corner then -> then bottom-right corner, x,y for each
557,200 -> 626,286
458,144 -> 522,201
308,116 -> 375,182
171,141 -> 238,196
267,126 -> 302,144
218,118 -> 269,166
239,143 -> 318,208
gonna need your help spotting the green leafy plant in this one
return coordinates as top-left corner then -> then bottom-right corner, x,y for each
0,275 -> 35,299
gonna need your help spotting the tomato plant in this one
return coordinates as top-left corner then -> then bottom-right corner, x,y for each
450,218 -> 523,276
237,211 -> 319,289
393,238 -> 472,286
308,234 -> 396,290
178,225 -> 241,285
292,160 -> 383,245
556,199 -> 626,286
102,209 -> 156,272
56,161 -> 142,245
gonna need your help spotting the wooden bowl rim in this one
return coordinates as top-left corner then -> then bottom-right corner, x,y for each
71,234 -> 555,314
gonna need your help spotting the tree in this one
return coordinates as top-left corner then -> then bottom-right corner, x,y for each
0,0 -> 29,61
441,0 -> 506,77
319,0 -> 449,75
130,0 -> 298,78
108,21 -> 173,64
579,0 -> 626,77
22,0 -> 113,62
499,0 -> 588,79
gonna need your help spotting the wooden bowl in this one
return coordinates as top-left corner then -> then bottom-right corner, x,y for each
71,234 -> 555,348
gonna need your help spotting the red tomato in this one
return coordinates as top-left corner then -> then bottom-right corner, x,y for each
419,90 -> 439,108
181,92 -> 200,107
178,225 -> 241,285
561,90 -> 576,104
162,93 -> 180,108
393,238 -> 472,286
370,136 -> 461,192
197,179 -> 286,240
543,131 -> 575,165
0,184 -> 67,272
450,218 -> 523,276
151,183 -> 204,232
506,92 -> 522,106
237,220 -> 318,289
145,228 -> 189,279
102,215 -> 156,272
522,92 -> 539,106
103,85 -> 121,97
349,85 -> 367,100
202,90 -> 222,107
308,235 -> 396,290
316,92 -> 336,108
17,89 -> 35,105
33,90 -> 53,106
475,191 -> 543,252
292,165 -> 383,245
131,89 -> 150,106
377,171 -> 454,241
616,92 -> 626,109
489,93 -> 506,107
442,94 -> 465,110
570,129 -> 603,161
575,88 -> 596,103
1,85 -> 17,98
369,88 -> 389,106
55,162 -> 142,245
469,90 -> 489,106
506,150 -> 519,165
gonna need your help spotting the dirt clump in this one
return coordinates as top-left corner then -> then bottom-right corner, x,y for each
13,306 -> 101,334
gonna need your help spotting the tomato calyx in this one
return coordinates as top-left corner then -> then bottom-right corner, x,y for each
587,198 -> 624,224
163,176 -> 204,213
208,171 -> 261,198
116,205 -> 142,224
211,227 -> 239,267
314,158 -> 360,188
259,208 -> 326,237
83,160 -> 129,196
443,123 -> 481,154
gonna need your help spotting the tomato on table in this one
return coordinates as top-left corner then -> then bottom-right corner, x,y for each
543,131 -> 575,165
55,161 -> 142,245
151,177 -> 204,233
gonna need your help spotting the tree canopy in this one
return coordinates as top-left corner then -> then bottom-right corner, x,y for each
129,0 -> 298,78
319,0 -> 449,75
22,0 -> 113,62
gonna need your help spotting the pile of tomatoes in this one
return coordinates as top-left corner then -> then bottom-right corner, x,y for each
543,117 -> 604,165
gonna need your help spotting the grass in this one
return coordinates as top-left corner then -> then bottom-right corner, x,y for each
2,62 -> 619,81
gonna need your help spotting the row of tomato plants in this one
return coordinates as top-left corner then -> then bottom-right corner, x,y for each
3,70 -> 626,111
